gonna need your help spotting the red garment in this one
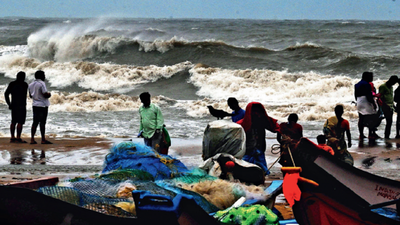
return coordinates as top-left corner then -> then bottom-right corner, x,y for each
237,102 -> 280,133
280,122 -> 303,142
318,144 -> 335,156
282,172 -> 301,207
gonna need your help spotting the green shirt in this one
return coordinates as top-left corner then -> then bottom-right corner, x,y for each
379,83 -> 394,108
139,103 -> 164,139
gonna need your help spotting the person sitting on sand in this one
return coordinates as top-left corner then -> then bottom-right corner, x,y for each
227,97 -> 245,123
29,70 -> 52,144
237,102 -> 280,174
323,105 -> 353,165
4,71 -> 28,143
316,135 -> 334,156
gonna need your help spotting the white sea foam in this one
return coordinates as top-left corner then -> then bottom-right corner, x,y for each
0,45 -> 28,56
0,54 -> 388,123
0,56 -> 193,91
45,149 -> 107,165
25,18 -> 189,61
26,18 -> 123,62
179,66 -> 386,121
0,151 -> 10,165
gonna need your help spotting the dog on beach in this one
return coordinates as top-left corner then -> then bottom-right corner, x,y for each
207,105 -> 231,120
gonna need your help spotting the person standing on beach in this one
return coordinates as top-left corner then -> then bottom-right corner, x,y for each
323,105 -> 353,165
29,70 -> 52,144
4,71 -> 28,143
394,79 -> 400,139
227,97 -> 245,123
277,113 -> 303,167
138,92 -> 168,154
237,102 -> 280,174
277,113 -> 303,144
354,72 -> 378,139
378,75 -> 398,139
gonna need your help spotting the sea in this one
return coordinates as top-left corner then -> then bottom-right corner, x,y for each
1,18 -> 400,177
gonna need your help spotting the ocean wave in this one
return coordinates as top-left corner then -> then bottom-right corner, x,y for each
0,89 -> 176,113
182,66 -> 386,121
0,45 -> 28,56
49,92 -> 176,112
0,62 -> 388,123
0,57 -> 193,91
285,42 -> 323,51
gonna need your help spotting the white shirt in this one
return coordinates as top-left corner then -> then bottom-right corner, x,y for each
29,79 -> 50,107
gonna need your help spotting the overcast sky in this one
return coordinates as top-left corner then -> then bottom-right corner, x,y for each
2,0 -> 400,20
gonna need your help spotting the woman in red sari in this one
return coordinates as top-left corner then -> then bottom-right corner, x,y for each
237,102 -> 280,175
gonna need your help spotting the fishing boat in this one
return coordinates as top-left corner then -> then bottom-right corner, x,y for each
0,175 -> 283,225
290,138 -> 400,225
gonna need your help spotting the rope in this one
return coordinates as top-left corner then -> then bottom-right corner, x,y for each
270,144 -> 281,154
287,146 -> 296,167
267,152 -> 282,171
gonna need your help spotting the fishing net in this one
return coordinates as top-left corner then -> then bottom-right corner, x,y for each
37,186 -> 136,217
156,180 -> 220,213
102,141 -> 189,180
214,204 -> 279,225
34,141 -> 256,217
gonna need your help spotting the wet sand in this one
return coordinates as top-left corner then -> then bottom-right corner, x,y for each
0,137 -> 113,152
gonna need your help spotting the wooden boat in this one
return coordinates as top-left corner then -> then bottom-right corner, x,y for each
0,176 -> 283,225
290,138 -> 400,225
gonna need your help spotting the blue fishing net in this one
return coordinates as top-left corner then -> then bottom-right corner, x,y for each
156,180 -> 220,213
37,186 -> 135,217
102,141 -> 189,180
34,142 -> 231,217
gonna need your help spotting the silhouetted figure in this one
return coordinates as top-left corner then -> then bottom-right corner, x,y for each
207,105 -> 231,120
4,71 -> 28,143
227,97 -> 245,122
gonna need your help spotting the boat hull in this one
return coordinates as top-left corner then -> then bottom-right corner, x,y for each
291,138 -> 400,225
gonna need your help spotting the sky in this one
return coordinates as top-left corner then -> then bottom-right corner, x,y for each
1,0 -> 400,20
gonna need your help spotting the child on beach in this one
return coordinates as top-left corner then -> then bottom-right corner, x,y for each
316,135 -> 334,156
323,105 -> 353,165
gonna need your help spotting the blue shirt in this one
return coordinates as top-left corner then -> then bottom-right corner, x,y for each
232,108 -> 245,123
354,80 -> 372,99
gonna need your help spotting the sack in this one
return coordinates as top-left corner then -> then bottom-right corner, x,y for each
202,120 -> 246,160
159,126 -> 171,155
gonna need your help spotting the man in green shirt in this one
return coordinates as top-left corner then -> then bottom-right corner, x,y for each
138,92 -> 165,152
379,75 -> 398,139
